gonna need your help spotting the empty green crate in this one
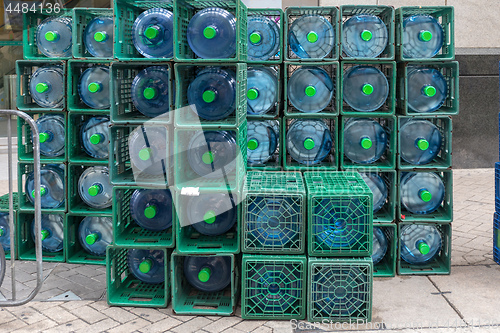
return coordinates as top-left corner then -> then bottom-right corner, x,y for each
247,119 -> 282,171
396,7 -> 454,61
247,65 -> 281,120
397,222 -> 451,275
304,172 -> 373,257
241,255 -> 307,320
308,257 -> 373,323
398,116 -> 452,170
242,171 -> 305,254
284,7 -> 339,61
68,113 -> 110,165
107,245 -> 170,307
113,186 -> 174,248
68,60 -> 111,113
68,163 -> 112,215
373,223 -> 397,277
340,5 -> 395,61
174,63 -> 247,128
248,8 -> 284,64
72,8 -> 113,59
174,0 -> 247,63
171,252 -> 238,315
0,193 -> 19,260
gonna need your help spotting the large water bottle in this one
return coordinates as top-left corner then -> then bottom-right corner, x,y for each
372,226 -> 388,265
286,119 -> 332,165
287,66 -> 333,113
36,114 -> 65,157
78,66 -> 110,109
247,16 -> 280,61
132,8 -> 174,58
247,67 -> 278,115
185,193 -> 237,236
247,120 -> 279,165
29,66 -> 65,108
131,66 -> 171,118
343,118 -> 388,164
127,249 -> 165,284
407,67 -> 447,113
78,166 -> 113,209
342,14 -> 388,58
399,119 -> 443,165
129,127 -> 168,177
342,65 -> 389,112
187,67 -> 236,120
78,216 -> 113,256
187,8 -> 236,59
84,16 -> 114,58
32,214 -> 64,252
187,130 -> 237,179
130,189 -> 173,231
400,224 -> 442,264
0,213 -> 11,251
288,15 -> 335,59
403,15 -> 444,59
400,172 -> 445,214
36,17 -> 72,58
360,173 -> 388,213
184,256 -> 232,292
80,116 -> 111,159
26,165 -> 65,209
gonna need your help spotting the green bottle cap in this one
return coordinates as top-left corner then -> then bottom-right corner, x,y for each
139,259 -> 153,273
305,85 -> 316,97
424,85 -> 437,97
247,88 -> 259,100
88,184 -> 101,197
39,132 -> 50,143
94,31 -> 107,42
143,87 -> 158,100
85,233 -> 99,245
202,151 -> 214,164
32,187 -> 47,198
361,137 -> 373,150
361,30 -> 373,41
139,148 -> 152,161
417,139 -> 429,151
90,134 -> 103,145
45,31 -> 58,42
198,267 -> 211,282
249,32 -> 262,44
248,139 -> 259,151
144,26 -> 159,40
418,241 -> 430,255
144,205 -> 158,219
420,30 -> 433,42
307,31 -> 319,43
41,229 -> 50,241
0,228 -> 4,237
88,82 -> 101,93
420,190 -> 432,202
203,26 -> 217,39
203,210 -> 216,224
202,90 -> 216,103
36,83 -> 49,93
362,83 -> 374,95
304,138 -> 315,150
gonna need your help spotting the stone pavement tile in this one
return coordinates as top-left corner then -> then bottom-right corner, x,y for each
54,269 -> 80,280
251,326 -> 273,333
221,328 -> 246,333
52,319 -> 89,333
12,318 -> 57,332
170,317 -> 213,333
101,306 -> 139,324
88,300 -> 108,311
107,318 -> 151,333
39,305 -> 78,324
204,316 -> 243,333
1,319 -> 29,332
233,320 -> 268,332
263,320 -> 293,333
27,301 -> 64,311
6,305 -> 47,325
76,265 -> 106,278
80,318 -> 121,332
129,306 -> 168,323
79,290 -> 105,301
69,304 -> 107,324
0,309 -> 17,324
60,300 -> 93,311
34,288 -> 65,301
139,317 -> 183,333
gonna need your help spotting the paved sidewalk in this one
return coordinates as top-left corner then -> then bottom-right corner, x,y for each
0,168 -> 498,333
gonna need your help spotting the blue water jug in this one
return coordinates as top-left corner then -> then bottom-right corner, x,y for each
403,15 -> 444,59
129,126 -> 168,177
26,165 -> 65,209
184,256 -> 232,292
343,118 -> 388,164
36,114 -> 65,157
407,67 -> 447,113
360,173 -> 388,213
131,66 -> 171,118
187,67 -> 236,120
78,66 -> 110,109
286,119 -> 332,165
400,119 -> 443,165
185,193 -> 237,236
80,116 -> 111,159
29,66 -> 65,108
127,249 -> 165,284
78,216 -> 113,256
288,15 -> 335,59
32,214 -> 64,252
247,67 -> 278,115
130,189 -> 173,231
400,172 -> 445,214
247,120 -> 279,165
78,166 -> 113,209
247,16 -> 280,61
287,66 -> 333,113
84,16 -> 114,58
187,8 -> 236,59
0,213 -> 11,251
342,14 -> 388,58
400,224 -> 442,264
132,8 -> 174,58
36,17 -> 72,57
342,65 -> 389,112
372,226 -> 388,265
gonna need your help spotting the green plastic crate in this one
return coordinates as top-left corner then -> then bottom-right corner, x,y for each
308,257 -> 373,323
247,65 -> 281,120
340,61 -> 396,116
67,113 -> 110,165
282,117 -> 338,171
398,116 -> 452,170
174,63 -> 247,128
113,186 -> 174,248
397,61 -> 459,116
284,7 -> 339,62
396,7 -> 454,61
398,170 -> 453,223
16,60 -> 66,112
340,5 -> 395,61
174,0 -> 248,63
373,223 -> 396,277
110,62 -> 174,125
397,222 -> 451,275
242,171 -> 305,254
284,62 -> 340,117
17,211 -> 66,262
72,8 -> 113,59
304,172 -> 373,257
107,245 -> 170,307
175,188 -> 240,254
68,163 -> 112,215
0,193 -> 19,260
67,60 -> 111,113
171,252 -> 239,315
340,116 -> 397,170
247,119 -> 281,171
18,112 -> 67,163
241,255 -> 307,320
247,8 -> 283,64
